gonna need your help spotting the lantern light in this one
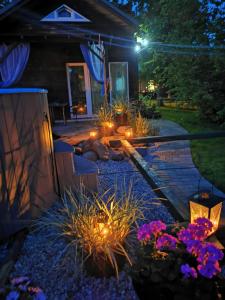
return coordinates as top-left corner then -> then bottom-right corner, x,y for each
189,190 -> 225,234
90,130 -> 98,138
107,122 -> 114,129
125,128 -> 133,139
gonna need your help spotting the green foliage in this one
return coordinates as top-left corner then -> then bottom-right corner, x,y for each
138,0 -> 225,124
112,98 -> 129,114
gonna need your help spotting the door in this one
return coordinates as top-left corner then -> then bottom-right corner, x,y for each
109,62 -> 129,104
66,63 -> 92,118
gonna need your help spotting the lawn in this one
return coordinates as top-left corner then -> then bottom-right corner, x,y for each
160,108 -> 225,193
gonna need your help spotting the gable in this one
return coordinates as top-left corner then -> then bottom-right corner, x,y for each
41,4 -> 91,23
0,0 -> 138,41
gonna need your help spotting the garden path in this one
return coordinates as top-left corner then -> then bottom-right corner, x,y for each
142,119 -> 225,226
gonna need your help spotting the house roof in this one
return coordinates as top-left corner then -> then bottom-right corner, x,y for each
0,0 -> 138,27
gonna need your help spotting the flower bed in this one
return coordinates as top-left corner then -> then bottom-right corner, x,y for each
131,218 -> 225,300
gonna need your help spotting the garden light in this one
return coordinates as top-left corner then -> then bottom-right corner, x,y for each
141,39 -> 149,46
189,190 -> 225,234
135,44 -> 141,52
89,130 -> 98,138
107,122 -> 114,128
125,128 -> 133,139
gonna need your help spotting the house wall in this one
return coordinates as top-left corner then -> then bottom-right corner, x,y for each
17,41 -> 138,119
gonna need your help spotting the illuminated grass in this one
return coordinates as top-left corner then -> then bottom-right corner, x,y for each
38,186 -> 144,277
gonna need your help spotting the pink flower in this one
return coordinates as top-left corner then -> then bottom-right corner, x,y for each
148,220 -> 166,237
156,233 -> 178,250
194,218 -> 213,233
197,261 -> 221,279
186,240 -> 203,257
197,242 -> 224,264
137,223 -> 151,241
181,264 -> 198,279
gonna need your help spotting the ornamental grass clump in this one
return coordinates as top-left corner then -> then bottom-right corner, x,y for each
133,112 -> 151,137
39,187 -> 143,277
97,105 -> 113,126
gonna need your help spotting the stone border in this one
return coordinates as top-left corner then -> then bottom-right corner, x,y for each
121,139 -> 189,222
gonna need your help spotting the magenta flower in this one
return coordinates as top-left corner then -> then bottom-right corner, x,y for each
197,261 -> 221,279
197,243 -> 224,264
11,277 -> 30,286
137,223 -> 151,241
181,264 -> 198,279
194,218 -> 213,233
156,233 -> 178,250
6,291 -> 20,300
148,220 -> 166,237
186,240 -> 203,257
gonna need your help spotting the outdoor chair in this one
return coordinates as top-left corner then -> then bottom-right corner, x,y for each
54,140 -> 98,193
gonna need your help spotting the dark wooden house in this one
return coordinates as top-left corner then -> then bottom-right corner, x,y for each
0,0 -> 138,120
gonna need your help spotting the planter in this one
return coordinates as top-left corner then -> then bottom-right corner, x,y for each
84,253 -> 126,278
114,113 -> 128,126
98,125 -> 114,137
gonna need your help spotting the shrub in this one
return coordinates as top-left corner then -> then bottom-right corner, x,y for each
136,218 -> 224,280
132,218 -> 224,299
112,98 -> 129,114
38,187 -> 143,277
98,105 -> 113,126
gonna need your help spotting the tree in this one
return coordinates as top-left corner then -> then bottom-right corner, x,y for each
138,0 -> 225,123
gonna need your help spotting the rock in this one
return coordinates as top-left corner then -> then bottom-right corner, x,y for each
74,147 -> 82,155
81,139 -> 93,153
116,126 -> 131,135
92,140 -> 109,160
82,151 -> 98,161
110,149 -> 124,161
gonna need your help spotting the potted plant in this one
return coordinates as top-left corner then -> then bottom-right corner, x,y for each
97,105 -> 114,136
131,218 -> 225,300
39,188 -> 143,278
112,99 -> 130,127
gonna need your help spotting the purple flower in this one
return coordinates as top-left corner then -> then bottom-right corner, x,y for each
6,291 -> 20,300
186,240 -> 203,257
137,223 -> 151,241
156,233 -> 178,250
148,220 -> 166,237
34,291 -> 47,300
177,221 -> 210,244
197,261 -> 221,279
197,243 -> 224,264
194,218 -> 213,233
181,264 -> 198,279
11,276 -> 30,286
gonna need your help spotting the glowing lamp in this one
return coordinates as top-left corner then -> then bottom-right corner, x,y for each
189,190 -> 225,234
135,44 -> 141,52
78,106 -> 85,113
107,122 -> 114,129
125,128 -> 133,139
90,130 -> 98,138
115,108 -> 123,115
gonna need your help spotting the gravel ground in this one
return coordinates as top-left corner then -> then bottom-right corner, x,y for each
9,158 -> 175,299
97,159 -> 175,224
